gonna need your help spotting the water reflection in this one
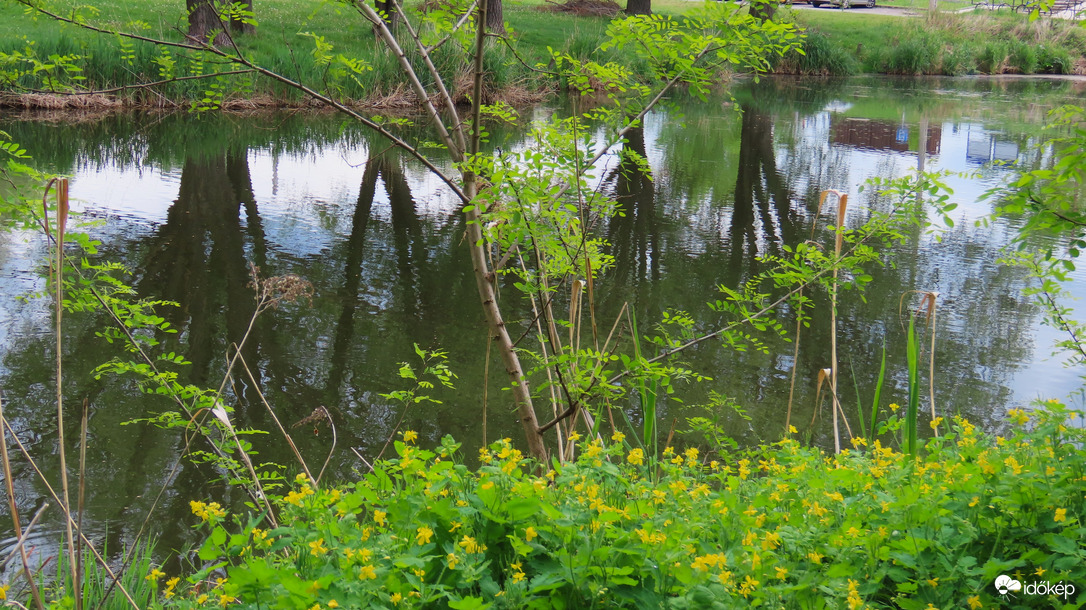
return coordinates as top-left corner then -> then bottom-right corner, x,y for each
0,77 -> 1084,562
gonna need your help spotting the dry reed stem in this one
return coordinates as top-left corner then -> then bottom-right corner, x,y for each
76,399 -> 88,610
518,254 -> 566,462
0,394 -> 44,610
0,502 -> 48,574
820,189 -> 849,454
46,177 -> 80,599
898,290 -> 940,434
237,352 -> 314,486
0,417 -> 140,610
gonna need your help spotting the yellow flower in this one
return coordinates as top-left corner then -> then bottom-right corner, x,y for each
888,403 -> 900,412
1035,567 -> 1046,576
359,564 -> 377,580
568,431 -> 581,442
930,417 -> 944,431
626,448 -> 644,466
0,584 -> 10,600
847,578 -> 862,610
416,526 -> 434,546
611,431 -> 625,443
774,567 -> 788,580
1054,507 -> 1067,522
373,510 -> 387,526
164,576 -> 180,599
309,538 -> 328,557
403,430 -> 418,443
459,535 -> 481,553
807,551 -> 823,564
218,594 -> 235,608
788,425 -> 798,434
738,575 -> 759,598
926,577 -> 939,588
969,497 -> 979,508
390,592 -> 403,604
146,567 -> 166,581
328,601 -> 339,609
1008,408 -> 1030,426
197,594 -> 209,604
447,552 -> 460,570
525,526 -> 537,542
967,595 -> 982,609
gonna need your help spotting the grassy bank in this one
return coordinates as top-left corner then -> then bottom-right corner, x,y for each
2,0 -> 1083,107
782,8 -> 1086,75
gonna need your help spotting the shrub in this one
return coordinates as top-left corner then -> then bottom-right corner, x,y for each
158,402 -> 1085,609
978,41 -> 1011,74
780,30 -> 860,76
1009,41 -> 1039,75
1038,45 -> 1073,74
884,35 -> 939,76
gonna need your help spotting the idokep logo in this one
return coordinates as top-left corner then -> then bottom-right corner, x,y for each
994,574 -> 1076,601
994,574 -> 1021,596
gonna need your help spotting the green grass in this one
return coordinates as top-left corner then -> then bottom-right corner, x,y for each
1,0 -> 1082,101
786,6 -> 1086,75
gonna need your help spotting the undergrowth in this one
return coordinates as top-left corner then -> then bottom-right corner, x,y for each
787,9 -> 1085,76
104,401 -> 1086,609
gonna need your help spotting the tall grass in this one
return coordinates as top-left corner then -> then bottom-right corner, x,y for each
793,9 -> 1086,76
905,312 -> 920,457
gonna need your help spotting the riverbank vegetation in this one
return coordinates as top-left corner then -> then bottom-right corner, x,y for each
783,8 -> 1086,75
1,0 -> 1084,109
38,405 -> 1086,608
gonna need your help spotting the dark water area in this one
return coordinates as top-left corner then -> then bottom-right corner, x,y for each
0,76 -> 1084,564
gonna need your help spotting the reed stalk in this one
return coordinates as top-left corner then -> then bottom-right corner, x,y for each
0,394 -> 44,610
823,189 -> 848,453
76,398 -> 88,610
47,177 -> 79,598
0,417 -> 141,610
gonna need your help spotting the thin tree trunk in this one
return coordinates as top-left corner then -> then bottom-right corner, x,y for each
749,0 -> 777,22
486,0 -> 505,34
465,0 -> 545,461
186,0 -> 230,45
230,0 -> 255,34
375,0 -> 399,28
625,0 -> 651,15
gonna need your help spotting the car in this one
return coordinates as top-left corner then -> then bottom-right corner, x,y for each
811,0 -> 877,7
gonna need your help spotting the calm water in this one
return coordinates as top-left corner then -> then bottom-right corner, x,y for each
1,76 -> 1084,562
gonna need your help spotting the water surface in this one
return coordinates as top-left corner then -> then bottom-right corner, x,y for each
0,75 -> 1084,562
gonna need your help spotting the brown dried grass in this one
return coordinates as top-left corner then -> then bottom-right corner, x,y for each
542,0 -> 621,17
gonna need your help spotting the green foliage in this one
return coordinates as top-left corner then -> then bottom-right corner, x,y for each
161,402 -> 1086,608
777,30 -> 859,76
41,542 -> 161,610
905,313 -> 919,457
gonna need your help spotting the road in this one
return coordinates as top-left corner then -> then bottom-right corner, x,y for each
787,3 -> 926,16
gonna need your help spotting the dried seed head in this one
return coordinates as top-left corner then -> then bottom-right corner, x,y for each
249,263 -> 314,310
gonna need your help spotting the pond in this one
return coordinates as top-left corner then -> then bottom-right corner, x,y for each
0,75 -> 1084,564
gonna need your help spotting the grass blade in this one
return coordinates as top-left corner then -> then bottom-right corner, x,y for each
870,342 -> 887,440
849,358 -> 865,441
906,313 -> 920,457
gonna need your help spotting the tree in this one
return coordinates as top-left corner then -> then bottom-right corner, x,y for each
625,0 -> 650,16
186,0 -> 230,45
186,0 -> 255,45
17,0 -> 803,463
